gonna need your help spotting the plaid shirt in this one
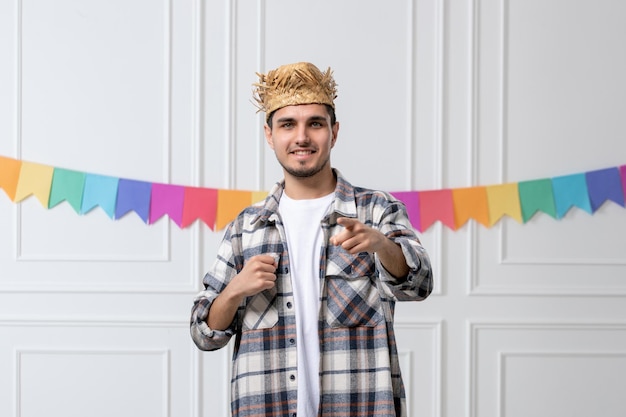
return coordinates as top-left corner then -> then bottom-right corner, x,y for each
191,170 -> 433,417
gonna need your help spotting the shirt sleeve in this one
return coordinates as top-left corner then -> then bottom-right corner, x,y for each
375,199 -> 434,301
190,227 -> 241,351
190,287 -> 236,351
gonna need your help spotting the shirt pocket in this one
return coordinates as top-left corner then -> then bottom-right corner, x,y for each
324,248 -> 384,328
242,289 -> 279,330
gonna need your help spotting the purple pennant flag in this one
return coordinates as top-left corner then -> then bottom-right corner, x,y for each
619,165 -> 626,197
390,191 -> 421,231
115,179 -> 152,223
150,183 -> 185,227
585,167 -> 625,212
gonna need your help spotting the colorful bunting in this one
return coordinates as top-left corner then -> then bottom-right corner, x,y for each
216,190 -> 255,231
81,174 -> 119,218
390,191 -> 420,231
150,183 -> 185,227
182,186 -> 217,229
585,167 -> 625,212
252,191 -> 268,206
485,183 -> 522,225
419,189 -> 455,231
0,155 -> 624,232
518,179 -> 557,222
14,162 -> 54,207
551,174 -> 592,218
116,179 -> 152,223
0,156 -> 22,201
621,165 -> 626,199
49,168 -> 86,213
452,187 -> 490,228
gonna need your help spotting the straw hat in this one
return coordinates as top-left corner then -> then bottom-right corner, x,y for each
252,62 -> 337,121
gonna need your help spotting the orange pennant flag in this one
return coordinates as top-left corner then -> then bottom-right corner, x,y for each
14,161 -> 55,207
485,183 -> 522,225
452,186 -> 490,228
215,189 -> 253,230
0,156 -> 22,201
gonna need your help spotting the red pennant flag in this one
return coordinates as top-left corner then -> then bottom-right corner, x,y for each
182,186 -> 218,229
419,189 -> 455,231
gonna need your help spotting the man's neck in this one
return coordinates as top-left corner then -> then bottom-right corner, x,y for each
283,169 -> 336,200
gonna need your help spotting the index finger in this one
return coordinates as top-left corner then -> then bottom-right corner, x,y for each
336,217 -> 359,228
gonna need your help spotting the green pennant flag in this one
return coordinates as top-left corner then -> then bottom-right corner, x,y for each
518,178 -> 557,222
49,168 -> 86,213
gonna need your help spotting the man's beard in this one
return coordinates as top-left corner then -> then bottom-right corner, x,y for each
278,155 -> 330,178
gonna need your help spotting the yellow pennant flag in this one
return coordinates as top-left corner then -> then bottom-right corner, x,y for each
485,183 -> 523,225
452,186 -> 490,228
14,161 -> 55,207
215,189 -> 253,231
251,191 -> 268,205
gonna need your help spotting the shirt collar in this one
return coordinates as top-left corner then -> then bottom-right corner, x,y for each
250,168 -> 358,226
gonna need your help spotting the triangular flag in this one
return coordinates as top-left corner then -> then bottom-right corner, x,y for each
518,179 -> 557,222
621,165 -> 626,200
251,191 -> 268,205
49,168 -> 86,213
418,189 -> 455,231
390,191 -> 421,231
0,156 -> 22,201
585,167 -> 625,212
551,173 -> 592,218
115,179 -> 152,223
149,183 -> 185,227
215,189 -> 253,231
81,174 -> 119,218
182,186 -> 217,229
451,186 -> 490,228
485,183 -> 522,225
14,161 -> 54,207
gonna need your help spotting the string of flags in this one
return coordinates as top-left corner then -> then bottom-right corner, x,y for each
0,155 -> 624,232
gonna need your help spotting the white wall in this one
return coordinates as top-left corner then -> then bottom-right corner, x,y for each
1,1 -> 625,416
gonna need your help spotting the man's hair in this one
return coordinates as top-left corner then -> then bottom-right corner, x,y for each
266,104 -> 337,129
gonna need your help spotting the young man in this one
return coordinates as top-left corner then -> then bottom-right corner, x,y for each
191,62 -> 433,417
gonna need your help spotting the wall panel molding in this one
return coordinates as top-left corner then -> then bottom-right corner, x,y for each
15,348 -> 170,417
14,0 -> 174,263
468,321 -> 626,417
467,0 -> 626,297
1,317 -> 198,417
498,351 -> 626,416
395,320 -> 443,417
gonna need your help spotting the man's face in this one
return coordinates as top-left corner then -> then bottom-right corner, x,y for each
264,104 -> 339,179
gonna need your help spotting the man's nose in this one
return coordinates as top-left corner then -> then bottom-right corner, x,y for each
295,126 -> 310,144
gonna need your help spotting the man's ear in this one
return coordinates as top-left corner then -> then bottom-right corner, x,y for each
331,121 -> 340,148
264,124 -> 274,149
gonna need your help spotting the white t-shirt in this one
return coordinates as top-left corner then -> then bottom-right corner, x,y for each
279,191 -> 333,417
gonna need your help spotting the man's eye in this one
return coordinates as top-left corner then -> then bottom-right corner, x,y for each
281,122 -> 293,128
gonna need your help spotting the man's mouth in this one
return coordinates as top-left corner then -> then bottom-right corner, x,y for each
291,150 -> 315,155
